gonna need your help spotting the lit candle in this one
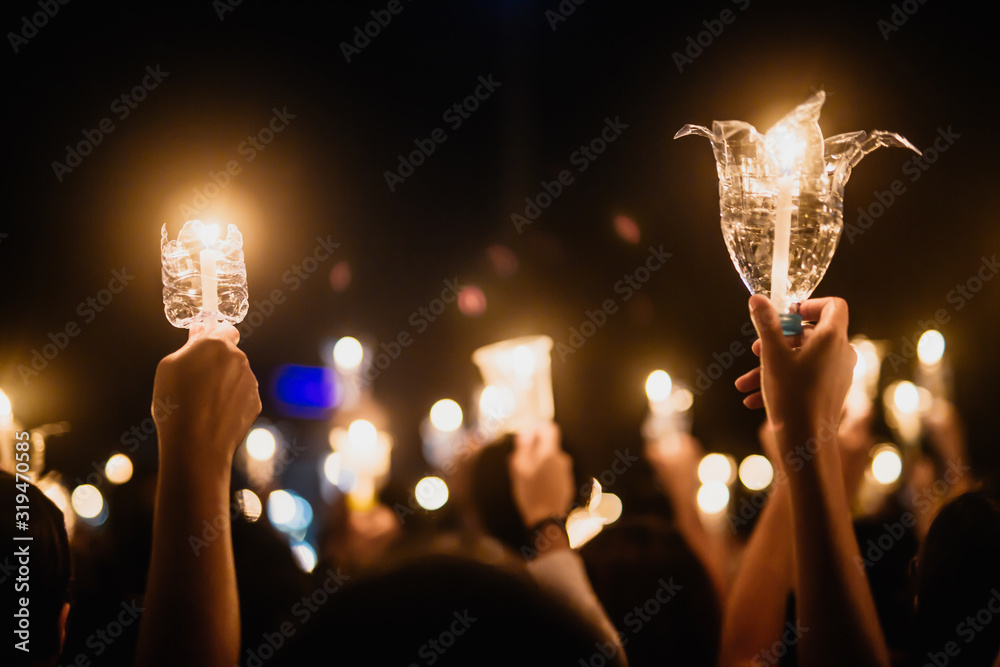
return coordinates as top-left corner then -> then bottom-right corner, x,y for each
329,420 -> 392,510
765,127 -> 805,316
161,219 -> 248,330
916,329 -> 947,400
471,336 -> 554,435
771,174 -> 793,313
0,389 -> 13,474
199,223 -> 222,318
421,399 -> 464,469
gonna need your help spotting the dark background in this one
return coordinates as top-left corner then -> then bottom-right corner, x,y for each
2,0 -> 997,492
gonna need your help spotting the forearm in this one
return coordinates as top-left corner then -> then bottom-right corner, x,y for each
719,483 -> 793,667
653,461 -> 729,601
782,422 -> 889,667
137,456 -> 240,667
527,533 -> 626,666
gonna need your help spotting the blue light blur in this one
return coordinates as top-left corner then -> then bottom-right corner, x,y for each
271,364 -> 341,419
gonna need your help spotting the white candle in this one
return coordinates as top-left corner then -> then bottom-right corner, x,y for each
771,174 -> 793,313
200,248 -> 221,315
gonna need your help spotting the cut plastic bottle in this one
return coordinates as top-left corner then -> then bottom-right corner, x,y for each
161,220 -> 248,328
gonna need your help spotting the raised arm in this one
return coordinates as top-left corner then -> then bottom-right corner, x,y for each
741,295 -> 890,667
136,322 -> 261,667
718,425 -> 794,667
509,422 -> 627,666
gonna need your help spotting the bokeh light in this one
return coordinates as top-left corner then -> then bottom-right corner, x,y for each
333,336 -> 364,370
328,261 -> 352,292
104,453 -> 134,485
429,399 -> 463,432
323,452 -> 342,484
246,427 -> 277,461
917,330 -> 945,366
698,453 -> 734,485
291,541 -> 318,572
645,370 -> 672,403
697,482 -> 730,514
267,490 -> 296,526
893,381 -> 921,414
266,490 -> 313,533
871,445 -> 903,485
348,419 -> 378,448
738,454 -> 774,491
486,245 -> 518,278
613,214 -> 641,244
414,476 -> 449,510
236,489 -> 262,522
71,484 -> 104,519
457,285 -> 487,316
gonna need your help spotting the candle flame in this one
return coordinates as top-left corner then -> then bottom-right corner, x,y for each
764,126 -> 807,175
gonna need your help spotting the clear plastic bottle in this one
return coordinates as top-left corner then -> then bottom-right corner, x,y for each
161,220 -> 248,328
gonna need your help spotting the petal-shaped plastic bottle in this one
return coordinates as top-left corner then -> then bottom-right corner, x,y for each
161,220 -> 249,328
675,92 -> 919,334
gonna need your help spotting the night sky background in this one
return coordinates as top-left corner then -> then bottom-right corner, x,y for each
2,0 -> 997,499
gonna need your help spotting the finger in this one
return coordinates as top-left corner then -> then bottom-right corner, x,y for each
748,295 -> 788,360
513,428 -> 541,462
742,392 -> 765,409
534,421 -> 560,456
751,339 -> 761,357
798,297 -> 848,331
734,366 -> 761,393
199,321 -> 241,347
186,322 -> 206,344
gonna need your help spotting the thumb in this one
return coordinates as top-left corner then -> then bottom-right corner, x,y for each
185,322 -> 206,345
748,295 -> 786,357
